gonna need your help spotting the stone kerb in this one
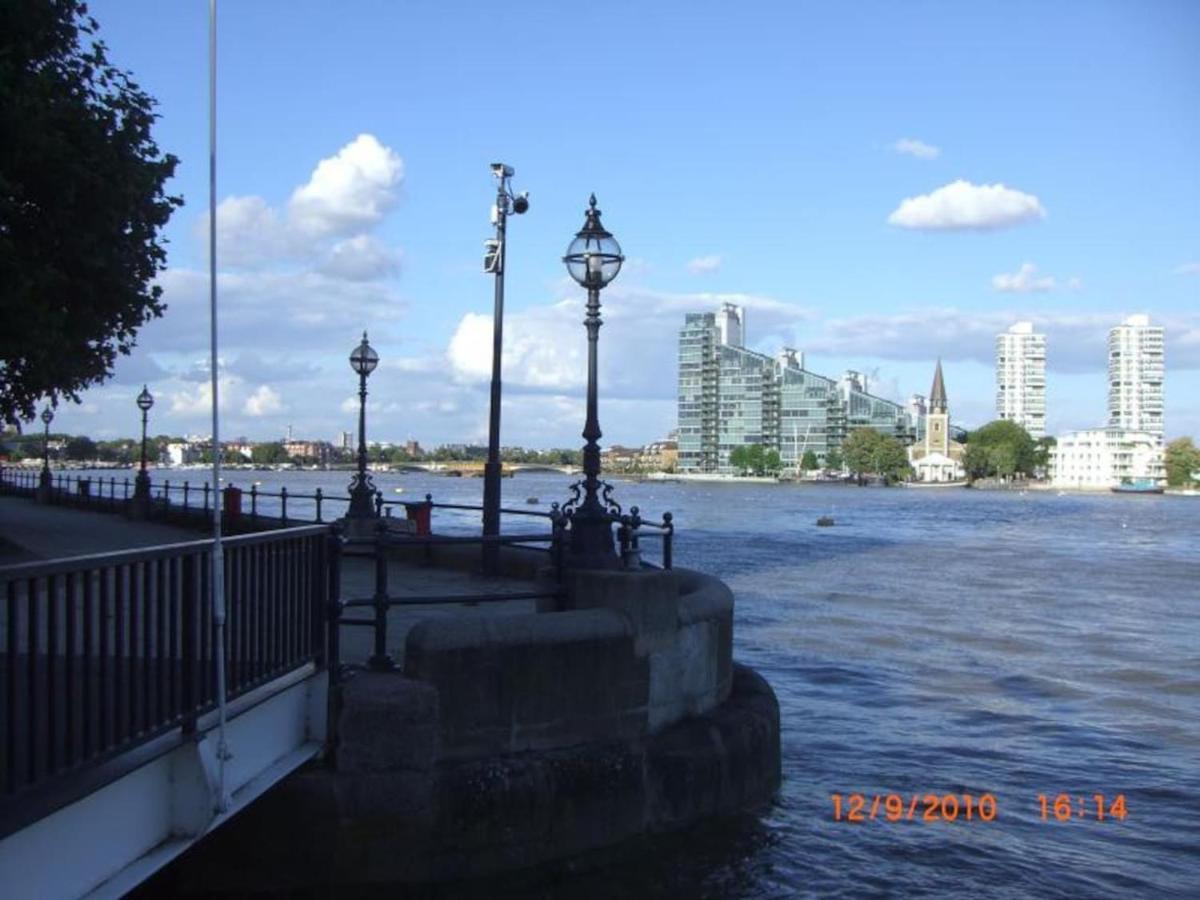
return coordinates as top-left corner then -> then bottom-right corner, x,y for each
403,608 -> 649,761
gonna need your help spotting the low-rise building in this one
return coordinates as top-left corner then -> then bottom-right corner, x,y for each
1050,428 -> 1163,489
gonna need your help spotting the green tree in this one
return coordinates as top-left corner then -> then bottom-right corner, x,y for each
842,428 -> 910,484
800,449 -> 819,472
64,435 -> 97,460
1,1 -> 182,424
824,449 -> 843,473
745,443 -> 766,475
763,448 -> 782,474
965,420 -> 1038,481
1165,437 -> 1200,487
251,442 -> 289,465
841,428 -> 879,482
728,445 -> 749,473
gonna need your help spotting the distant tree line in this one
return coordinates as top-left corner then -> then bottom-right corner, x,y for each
961,421 -> 1052,482
1165,437 -> 1199,487
841,428 -> 911,484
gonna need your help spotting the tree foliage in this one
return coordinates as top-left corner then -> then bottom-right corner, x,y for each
800,449 -> 819,471
1,0 -> 182,424
824,448 -> 843,473
963,420 -> 1038,481
841,428 -> 911,484
1165,437 -> 1200,487
729,443 -> 777,475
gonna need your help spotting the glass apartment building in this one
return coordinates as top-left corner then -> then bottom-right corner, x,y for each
678,305 -> 915,473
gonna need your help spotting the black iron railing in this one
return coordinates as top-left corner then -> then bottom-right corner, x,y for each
0,525 -> 331,836
334,516 -> 568,672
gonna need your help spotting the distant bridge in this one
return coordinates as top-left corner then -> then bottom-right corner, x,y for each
389,462 -> 579,476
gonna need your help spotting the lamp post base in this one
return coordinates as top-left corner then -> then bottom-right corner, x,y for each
129,469 -> 153,519
565,513 -> 621,571
36,468 -> 52,504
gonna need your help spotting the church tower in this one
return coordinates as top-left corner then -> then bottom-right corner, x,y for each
926,359 -> 950,456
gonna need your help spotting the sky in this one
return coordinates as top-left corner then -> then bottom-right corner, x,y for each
45,0 -> 1200,447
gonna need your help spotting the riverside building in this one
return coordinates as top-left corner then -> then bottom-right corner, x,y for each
677,304 -> 915,473
1050,428 -> 1164,489
996,321 -> 1046,439
1107,314 -> 1164,443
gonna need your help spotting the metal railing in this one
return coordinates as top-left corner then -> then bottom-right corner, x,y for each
333,515 -> 568,672
0,525 -> 331,837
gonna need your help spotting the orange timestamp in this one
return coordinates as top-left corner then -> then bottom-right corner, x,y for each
1038,793 -> 1128,822
831,792 -> 998,823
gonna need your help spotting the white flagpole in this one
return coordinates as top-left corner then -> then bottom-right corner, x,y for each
209,0 -> 231,813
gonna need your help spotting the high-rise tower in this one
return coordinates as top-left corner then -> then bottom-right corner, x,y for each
995,321 -> 1046,439
1107,314 -> 1164,443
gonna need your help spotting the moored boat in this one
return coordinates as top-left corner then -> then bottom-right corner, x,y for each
1111,478 -> 1164,494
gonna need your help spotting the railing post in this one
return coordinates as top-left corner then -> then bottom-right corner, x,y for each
367,521 -> 394,671
662,512 -> 673,570
250,484 -> 258,527
315,487 -> 324,523
203,481 -> 211,514
181,552 -> 199,732
123,478 -> 130,500
374,490 -> 383,517
183,480 -> 190,510
280,485 -> 289,527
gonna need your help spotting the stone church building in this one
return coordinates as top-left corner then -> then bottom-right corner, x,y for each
909,360 -> 966,482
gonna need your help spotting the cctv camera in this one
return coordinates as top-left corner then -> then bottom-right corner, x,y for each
491,162 -> 514,178
512,192 -> 529,214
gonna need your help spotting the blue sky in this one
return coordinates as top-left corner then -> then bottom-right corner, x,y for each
50,0 -> 1200,446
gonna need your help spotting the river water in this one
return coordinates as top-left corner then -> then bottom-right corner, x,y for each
119,468 -> 1198,898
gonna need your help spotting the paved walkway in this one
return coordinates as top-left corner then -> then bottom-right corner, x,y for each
0,494 -> 539,669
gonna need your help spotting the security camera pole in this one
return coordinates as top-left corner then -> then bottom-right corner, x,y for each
482,163 -> 528,574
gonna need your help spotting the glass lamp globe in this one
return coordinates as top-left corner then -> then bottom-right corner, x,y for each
136,385 -> 154,411
563,194 -> 623,289
350,331 -> 379,377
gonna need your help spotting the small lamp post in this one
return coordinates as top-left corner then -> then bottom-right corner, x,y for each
482,164 -> 529,573
39,406 -> 54,495
134,385 -> 154,501
347,331 -> 380,519
561,194 -> 624,568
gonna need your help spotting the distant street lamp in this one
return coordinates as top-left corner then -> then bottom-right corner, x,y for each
482,163 -> 529,573
347,331 -> 380,519
39,406 -> 53,494
135,385 -> 154,501
561,194 -> 624,568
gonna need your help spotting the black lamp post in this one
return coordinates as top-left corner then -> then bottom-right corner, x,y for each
481,163 -> 529,573
39,406 -> 53,493
135,385 -> 154,500
561,194 -> 624,568
347,331 -> 380,519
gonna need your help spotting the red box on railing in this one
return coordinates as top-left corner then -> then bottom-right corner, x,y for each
403,501 -> 431,536
223,485 -> 242,522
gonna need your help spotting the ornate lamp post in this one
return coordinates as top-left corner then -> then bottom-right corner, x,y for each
561,194 -> 624,568
347,331 -> 380,519
39,406 -> 53,495
480,164 -> 530,571
134,385 -> 154,501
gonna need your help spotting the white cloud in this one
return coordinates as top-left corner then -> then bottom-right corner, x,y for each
888,179 -> 1046,231
686,255 -> 722,275
170,378 -> 236,415
1175,262 -> 1200,276
319,235 -> 401,281
288,134 -> 403,238
991,263 -> 1082,293
243,385 -> 283,417
893,138 -> 940,160
205,195 -> 287,268
992,262 -> 1056,293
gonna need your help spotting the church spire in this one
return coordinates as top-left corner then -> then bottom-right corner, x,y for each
930,359 -> 948,413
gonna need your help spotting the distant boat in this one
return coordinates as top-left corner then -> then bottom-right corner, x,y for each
526,497 -> 539,505
1111,478 -> 1163,494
